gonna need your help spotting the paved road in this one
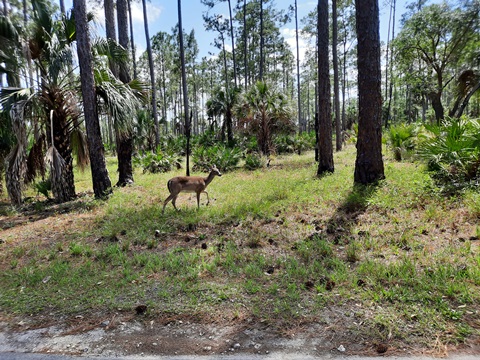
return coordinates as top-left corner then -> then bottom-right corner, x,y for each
1,353 -> 479,360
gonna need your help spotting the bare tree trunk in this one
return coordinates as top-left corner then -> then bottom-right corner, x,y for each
127,0 -> 137,79
227,0 -> 237,88
178,0 -> 191,176
259,0 -> 264,81
354,0 -> 385,184
59,0 -> 65,15
317,0 -> 334,175
142,0 -> 160,148
116,0 -> 135,186
332,0 -> 341,151
384,0 -> 396,128
243,0 -> 248,89
295,0 -> 302,133
74,0 -> 112,199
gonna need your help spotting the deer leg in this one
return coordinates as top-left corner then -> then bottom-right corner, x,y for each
196,192 -> 201,209
172,195 -> 179,211
203,190 -> 210,206
162,194 -> 175,214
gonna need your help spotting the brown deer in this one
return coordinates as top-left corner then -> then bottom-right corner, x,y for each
162,165 -> 222,213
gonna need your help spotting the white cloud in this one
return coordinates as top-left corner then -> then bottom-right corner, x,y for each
130,2 -> 163,25
281,27 -> 311,67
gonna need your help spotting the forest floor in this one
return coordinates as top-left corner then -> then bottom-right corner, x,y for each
1,148 -> 479,357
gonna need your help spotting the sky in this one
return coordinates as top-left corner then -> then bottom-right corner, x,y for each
80,0 -> 412,65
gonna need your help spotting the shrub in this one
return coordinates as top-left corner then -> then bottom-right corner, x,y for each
387,123 -> 417,161
134,150 -> 182,174
192,144 -> 242,172
244,152 -> 266,170
274,132 -> 315,155
417,116 -> 480,190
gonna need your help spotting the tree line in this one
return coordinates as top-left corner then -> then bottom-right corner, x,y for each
0,0 -> 478,206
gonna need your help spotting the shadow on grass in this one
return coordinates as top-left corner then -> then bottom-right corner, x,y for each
324,182 -> 381,242
0,192 -> 98,231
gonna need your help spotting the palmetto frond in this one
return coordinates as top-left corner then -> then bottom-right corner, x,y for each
49,45 -> 74,84
94,68 -> 147,136
92,37 -> 129,65
0,15 -> 19,44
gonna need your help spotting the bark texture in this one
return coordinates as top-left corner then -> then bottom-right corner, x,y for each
74,0 -> 112,198
354,0 -> 385,184
317,0 -> 334,175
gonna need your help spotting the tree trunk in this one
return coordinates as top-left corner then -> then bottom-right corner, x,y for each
117,0 -> 130,84
227,0 -> 237,88
116,0 -> 135,186
452,80 -> 480,118
142,0 -> 160,148
59,0 -> 65,15
295,0 -> 302,133
243,0 -> 248,90
50,108 -> 76,202
429,91 -> 444,125
104,0 -> 118,77
74,0 -> 112,199
259,0 -> 264,81
332,0 -> 341,151
354,0 -> 385,184
385,0 -> 396,128
317,0 -> 334,175
127,0 -> 137,79
178,0 -> 191,176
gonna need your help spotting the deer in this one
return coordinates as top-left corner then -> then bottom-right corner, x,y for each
162,165 -> 222,213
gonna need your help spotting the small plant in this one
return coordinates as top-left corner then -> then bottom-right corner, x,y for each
244,152 -> 266,170
34,179 -> 52,199
69,242 -> 92,257
346,242 -> 360,263
387,123 -> 417,161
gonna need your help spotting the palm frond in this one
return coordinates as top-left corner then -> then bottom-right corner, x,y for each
26,133 -> 47,183
0,15 -> 19,43
45,144 -> 72,201
70,127 -> 90,172
94,68 -> 146,136
92,37 -> 129,69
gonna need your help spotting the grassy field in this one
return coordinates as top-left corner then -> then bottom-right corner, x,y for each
0,145 -> 479,353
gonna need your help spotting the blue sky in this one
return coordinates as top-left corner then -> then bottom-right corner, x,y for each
82,0 -> 411,63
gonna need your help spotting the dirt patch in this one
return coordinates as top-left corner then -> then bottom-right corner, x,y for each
2,311 -> 480,357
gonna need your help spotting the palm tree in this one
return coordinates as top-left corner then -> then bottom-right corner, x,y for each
237,81 -> 294,156
206,86 -> 240,144
354,0 -> 384,184
24,0 -> 79,202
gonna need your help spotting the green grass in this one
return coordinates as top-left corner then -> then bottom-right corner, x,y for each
0,145 -> 479,351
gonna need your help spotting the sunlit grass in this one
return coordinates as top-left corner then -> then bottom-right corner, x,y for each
0,145 -> 479,351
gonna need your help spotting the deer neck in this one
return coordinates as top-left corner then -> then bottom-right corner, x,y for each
204,171 -> 216,186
